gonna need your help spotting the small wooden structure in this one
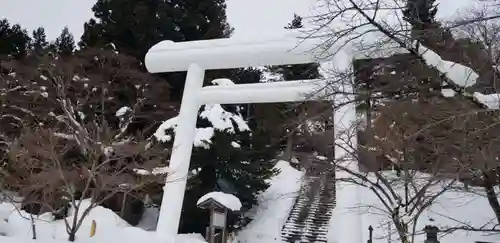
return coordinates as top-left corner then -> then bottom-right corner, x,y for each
424,225 -> 439,243
197,196 -> 238,243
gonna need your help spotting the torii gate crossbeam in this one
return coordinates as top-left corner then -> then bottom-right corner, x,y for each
144,30 -> 359,241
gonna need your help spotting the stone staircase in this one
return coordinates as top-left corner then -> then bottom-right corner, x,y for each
281,160 -> 336,243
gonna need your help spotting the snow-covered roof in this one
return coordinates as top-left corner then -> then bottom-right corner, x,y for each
196,192 -> 242,212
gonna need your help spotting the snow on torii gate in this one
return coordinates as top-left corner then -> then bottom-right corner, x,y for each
144,30 -> 358,239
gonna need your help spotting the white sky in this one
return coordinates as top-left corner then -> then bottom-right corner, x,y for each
0,0 -> 484,43
0,0 -> 317,41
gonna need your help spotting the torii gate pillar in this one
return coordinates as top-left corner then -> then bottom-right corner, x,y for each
145,30 -> 354,239
154,63 -> 205,238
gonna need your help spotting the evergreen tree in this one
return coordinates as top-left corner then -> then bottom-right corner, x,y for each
403,0 -> 438,29
0,19 -> 31,59
256,14 -> 323,160
79,0 -> 233,98
268,14 -> 320,80
183,107 -> 276,233
80,0 -> 231,60
227,67 -> 263,120
54,27 -> 75,55
154,81 -> 276,234
287,13 -> 304,29
32,27 -> 48,55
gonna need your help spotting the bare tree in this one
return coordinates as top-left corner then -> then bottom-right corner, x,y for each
303,0 -> 500,240
4,126 -> 164,241
331,101 -> 457,243
0,48 -> 174,241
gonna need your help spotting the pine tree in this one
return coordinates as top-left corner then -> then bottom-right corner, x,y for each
80,0 -> 231,60
257,14 -> 323,160
79,0 -> 233,98
403,0 -> 438,30
54,27 -> 75,55
32,27 -> 48,55
182,107 -> 277,233
154,81 -> 277,234
0,19 -> 31,59
268,14 -> 320,80
287,13 -> 304,29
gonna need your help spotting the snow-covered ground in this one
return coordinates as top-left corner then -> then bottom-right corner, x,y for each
234,160 -> 304,243
330,171 -> 500,243
232,160 -> 500,243
0,160 -> 303,243
1,161 -> 499,243
0,200 -> 205,243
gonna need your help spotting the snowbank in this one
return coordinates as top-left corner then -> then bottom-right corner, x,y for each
2,200 -> 128,240
137,207 -> 160,231
197,192 -> 242,211
0,200 -> 206,243
235,160 -> 304,243
0,229 -> 206,243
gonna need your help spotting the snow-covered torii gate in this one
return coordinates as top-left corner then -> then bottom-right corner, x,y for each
144,30 -> 359,240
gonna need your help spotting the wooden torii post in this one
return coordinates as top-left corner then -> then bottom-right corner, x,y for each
144,30 -> 358,240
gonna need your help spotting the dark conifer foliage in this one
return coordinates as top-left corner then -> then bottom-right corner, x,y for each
54,27 -> 75,56
32,27 -> 49,55
403,0 -> 438,29
0,19 -> 31,59
80,0 -> 232,61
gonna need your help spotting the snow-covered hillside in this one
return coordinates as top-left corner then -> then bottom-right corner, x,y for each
235,160 -> 304,243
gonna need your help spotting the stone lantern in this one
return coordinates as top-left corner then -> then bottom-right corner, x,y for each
424,225 -> 439,243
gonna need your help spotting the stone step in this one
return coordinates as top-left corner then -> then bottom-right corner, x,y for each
282,220 -> 330,226
282,235 -> 328,241
289,212 -> 333,217
282,228 -> 329,234
281,164 -> 337,243
282,236 -> 328,243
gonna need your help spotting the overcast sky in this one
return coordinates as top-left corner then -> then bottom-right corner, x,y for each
0,0 -> 483,42
0,0 -> 317,41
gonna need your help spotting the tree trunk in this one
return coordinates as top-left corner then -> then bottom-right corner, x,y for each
483,172 -> 500,225
68,208 -> 79,242
68,231 -> 76,242
284,135 -> 294,161
30,213 -> 37,240
120,192 -> 127,219
392,217 -> 408,243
